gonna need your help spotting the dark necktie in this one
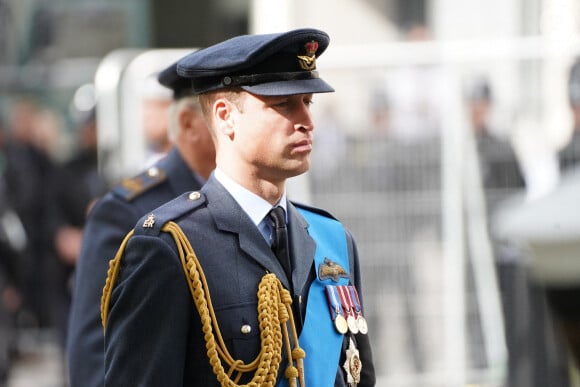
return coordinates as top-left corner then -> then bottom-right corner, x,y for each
269,206 -> 292,280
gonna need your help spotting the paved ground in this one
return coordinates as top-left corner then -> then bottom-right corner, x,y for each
7,330 -> 65,387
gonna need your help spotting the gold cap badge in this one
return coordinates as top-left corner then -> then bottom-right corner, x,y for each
297,40 -> 318,71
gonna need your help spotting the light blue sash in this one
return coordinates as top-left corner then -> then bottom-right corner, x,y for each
279,208 -> 350,386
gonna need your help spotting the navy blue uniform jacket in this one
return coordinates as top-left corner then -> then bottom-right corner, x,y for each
67,149 -> 204,387
103,175 -> 375,386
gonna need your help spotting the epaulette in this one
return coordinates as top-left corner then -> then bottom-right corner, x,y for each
292,201 -> 337,220
113,166 -> 168,201
134,190 -> 206,237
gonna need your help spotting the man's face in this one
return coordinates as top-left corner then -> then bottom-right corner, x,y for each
143,99 -> 172,151
230,92 -> 315,182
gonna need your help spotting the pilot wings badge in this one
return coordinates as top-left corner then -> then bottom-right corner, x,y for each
319,257 -> 349,282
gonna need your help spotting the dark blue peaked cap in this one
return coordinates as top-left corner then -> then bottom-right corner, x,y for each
157,62 -> 196,99
175,28 -> 335,96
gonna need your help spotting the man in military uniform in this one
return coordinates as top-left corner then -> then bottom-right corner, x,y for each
66,64 -> 216,387
102,28 -> 375,386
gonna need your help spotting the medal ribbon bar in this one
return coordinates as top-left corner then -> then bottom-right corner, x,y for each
325,285 -> 348,334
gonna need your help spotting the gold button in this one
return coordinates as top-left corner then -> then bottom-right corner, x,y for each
147,167 -> 159,177
189,191 -> 201,201
240,324 -> 252,334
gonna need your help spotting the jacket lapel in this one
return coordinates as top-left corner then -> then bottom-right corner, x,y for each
202,177 -> 290,287
287,202 -> 316,296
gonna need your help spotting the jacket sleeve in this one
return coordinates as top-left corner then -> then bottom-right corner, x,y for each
344,230 -> 376,387
103,234 -> 192,386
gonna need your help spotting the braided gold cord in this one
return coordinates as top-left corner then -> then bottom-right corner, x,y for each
101,222 -> 304,387
101,229 -> 134,330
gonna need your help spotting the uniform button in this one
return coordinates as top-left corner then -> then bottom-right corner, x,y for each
147,167 -> 160,177
240,324 -> 252,334
189,191 -> 201,201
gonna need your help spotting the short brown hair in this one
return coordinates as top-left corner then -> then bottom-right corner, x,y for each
198,88 -> 244,126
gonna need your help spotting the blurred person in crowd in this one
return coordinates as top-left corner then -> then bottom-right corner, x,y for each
47,107 -> 109,354
468,79 -> 570,387
31,107 -> 67,162
469,79 -> 525,194
3,96 -> 57,329
66,64 -> 216,387
0,116 -> 25,385
142,74 -> 175,166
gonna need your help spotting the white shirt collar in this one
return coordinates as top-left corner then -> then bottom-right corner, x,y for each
214,168 -> 287,227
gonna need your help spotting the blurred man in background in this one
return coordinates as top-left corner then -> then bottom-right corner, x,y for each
3,97 -> 56,331
142,74 -> 175,166
0,115 -> 25,385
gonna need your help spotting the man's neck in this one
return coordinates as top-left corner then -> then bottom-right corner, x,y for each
216,165 -> 285,205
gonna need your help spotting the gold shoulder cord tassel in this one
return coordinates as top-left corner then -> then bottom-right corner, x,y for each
101,221 -> 306,387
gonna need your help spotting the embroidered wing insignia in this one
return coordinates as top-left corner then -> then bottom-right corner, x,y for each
319,257 -> 349,282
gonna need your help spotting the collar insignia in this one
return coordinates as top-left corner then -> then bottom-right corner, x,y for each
319,257 -> 349,282
297,40 -> 318,70
143,214 -> 155,228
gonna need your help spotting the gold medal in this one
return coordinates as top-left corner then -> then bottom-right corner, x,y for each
334,314 -> 348,334
356,315 -> 368,335
347,285 -> 368,335
337,285 -> 358,334
347,314 -> 359,334
326,286 -> 348,335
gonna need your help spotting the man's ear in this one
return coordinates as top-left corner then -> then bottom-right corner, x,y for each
178,107 -> 194,134
214,98 -> 236,138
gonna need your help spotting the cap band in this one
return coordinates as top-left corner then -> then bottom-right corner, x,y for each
222,70 -> 319,88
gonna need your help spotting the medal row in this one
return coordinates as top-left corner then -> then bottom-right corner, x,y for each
325,285 -> 368,335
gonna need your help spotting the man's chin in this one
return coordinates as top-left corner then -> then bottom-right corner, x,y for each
287,162 -> 310,178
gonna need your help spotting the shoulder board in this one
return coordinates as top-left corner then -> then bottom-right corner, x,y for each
113,166 -> 167,201
291,200 -> 337,220
134,190 -> 206,237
